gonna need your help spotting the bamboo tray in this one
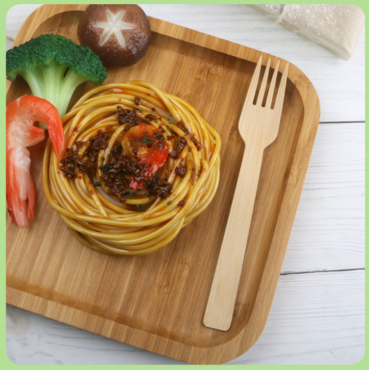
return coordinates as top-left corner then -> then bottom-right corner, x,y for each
6,4 -> 320,364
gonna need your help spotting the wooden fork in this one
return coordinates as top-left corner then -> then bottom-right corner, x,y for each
204,56 -> 289,331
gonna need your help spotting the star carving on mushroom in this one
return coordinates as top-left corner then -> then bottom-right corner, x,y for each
94,9 -> 136,48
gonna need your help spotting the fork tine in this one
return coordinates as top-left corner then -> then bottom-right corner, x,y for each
256,58 -> 271,106
273,62 -> 289,111
245,56 -> 262,106
265,60 -> 280,108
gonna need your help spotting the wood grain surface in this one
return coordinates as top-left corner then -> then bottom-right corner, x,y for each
6,268 -> 365,365
6,4 -> 364,366
6,4 -> 320,364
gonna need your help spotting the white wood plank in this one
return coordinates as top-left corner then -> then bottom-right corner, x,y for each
282,123 -> 365,273
6,270 -> 365,365
6,4 -> 42,50
231,270 -> 365,365
6,4 -> 365,122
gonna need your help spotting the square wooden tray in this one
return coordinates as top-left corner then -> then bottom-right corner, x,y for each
6,4 -> 320,364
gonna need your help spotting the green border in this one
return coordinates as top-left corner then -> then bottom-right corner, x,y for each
2,0 -> 368,368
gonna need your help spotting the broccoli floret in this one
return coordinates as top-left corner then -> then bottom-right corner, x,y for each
6,34 -> 107,117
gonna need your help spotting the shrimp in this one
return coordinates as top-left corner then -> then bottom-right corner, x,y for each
6,95 -> 65,227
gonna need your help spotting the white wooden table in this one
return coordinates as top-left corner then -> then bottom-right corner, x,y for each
6,4 -> 365,365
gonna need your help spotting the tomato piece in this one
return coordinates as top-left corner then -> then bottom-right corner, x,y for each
122,124 -> 169,190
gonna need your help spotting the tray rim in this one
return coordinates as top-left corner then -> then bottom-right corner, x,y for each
6,4 -> 321,364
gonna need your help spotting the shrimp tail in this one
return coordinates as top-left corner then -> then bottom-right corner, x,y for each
6,149 -> 37,228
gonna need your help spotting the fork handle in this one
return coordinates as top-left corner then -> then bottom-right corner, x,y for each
204,143 -> 265,331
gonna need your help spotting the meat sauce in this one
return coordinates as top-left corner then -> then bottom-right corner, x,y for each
59,107 -> 194,203
169,137 -> 187,159
178,122 -> 202,151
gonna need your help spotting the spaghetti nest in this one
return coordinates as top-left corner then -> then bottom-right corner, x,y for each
43,81 -> 221,256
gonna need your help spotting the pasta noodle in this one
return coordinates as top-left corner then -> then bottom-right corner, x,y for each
42,81 -> 221,255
